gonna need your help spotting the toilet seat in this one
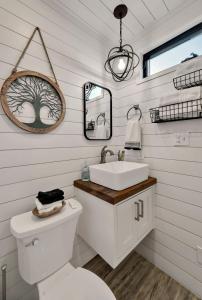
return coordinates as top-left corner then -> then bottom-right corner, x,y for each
38,263 -> 116,300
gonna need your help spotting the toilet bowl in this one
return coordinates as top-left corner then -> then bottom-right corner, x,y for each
10,198 -> 116,300
38,262 -> 115,300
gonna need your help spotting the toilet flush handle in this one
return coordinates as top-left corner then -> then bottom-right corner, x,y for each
25,238 -> 39,247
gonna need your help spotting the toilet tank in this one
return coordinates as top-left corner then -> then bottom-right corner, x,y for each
10,199 -> 82,285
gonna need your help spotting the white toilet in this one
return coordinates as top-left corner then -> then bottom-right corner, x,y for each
10,198 -> 116,300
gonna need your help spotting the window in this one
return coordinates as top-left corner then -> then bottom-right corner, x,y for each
88,86 -> 104,102
143,23 -> 202,78
85,83 -> 104,102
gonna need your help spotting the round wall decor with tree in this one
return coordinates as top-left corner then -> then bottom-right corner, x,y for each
0,27 -> 66,134
1,71 -> 65,133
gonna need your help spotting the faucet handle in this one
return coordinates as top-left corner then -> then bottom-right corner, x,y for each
118,150 -> 125,161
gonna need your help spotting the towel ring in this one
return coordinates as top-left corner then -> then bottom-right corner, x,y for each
127,105 -> 142,121
96,113 -> 106,125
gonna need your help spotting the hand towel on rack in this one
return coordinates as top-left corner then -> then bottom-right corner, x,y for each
95,124 -> 107,139
124,119 -> 141,150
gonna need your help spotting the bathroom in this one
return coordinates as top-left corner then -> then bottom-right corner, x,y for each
0,0 -> 202,299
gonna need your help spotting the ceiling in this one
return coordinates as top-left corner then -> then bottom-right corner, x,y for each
48,0 -> 193,46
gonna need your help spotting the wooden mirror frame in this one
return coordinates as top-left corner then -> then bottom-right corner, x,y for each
0,70 -> 66,134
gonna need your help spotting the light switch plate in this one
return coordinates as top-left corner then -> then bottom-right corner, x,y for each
173,132 -> 189,146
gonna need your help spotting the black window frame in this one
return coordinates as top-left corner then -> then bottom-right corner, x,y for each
143,22 -> 202,78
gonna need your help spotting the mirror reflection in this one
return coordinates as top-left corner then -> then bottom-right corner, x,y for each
84,82 -> 112,140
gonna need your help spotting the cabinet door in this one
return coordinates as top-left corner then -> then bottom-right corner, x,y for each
135,189 -> 153,240
116,197 -> 138,258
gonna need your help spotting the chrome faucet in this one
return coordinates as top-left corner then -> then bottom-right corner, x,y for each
100,146 -> 114,164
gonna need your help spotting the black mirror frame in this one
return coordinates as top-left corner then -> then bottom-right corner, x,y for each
83,82 -> 112,141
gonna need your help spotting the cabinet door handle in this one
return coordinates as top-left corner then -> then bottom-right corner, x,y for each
139,199 -> 144,218
134,202 -> 140,221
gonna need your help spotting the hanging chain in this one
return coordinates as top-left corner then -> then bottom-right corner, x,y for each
12,27 -> 58,85
119,17 -> 123,50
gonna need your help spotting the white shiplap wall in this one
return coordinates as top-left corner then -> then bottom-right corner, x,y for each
116,2 -> 202,298
118,75 -> 202,298
0,1 -> 122,299
0,0 -> 202,299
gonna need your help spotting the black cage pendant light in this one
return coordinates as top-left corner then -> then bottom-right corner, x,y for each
104,4 -> 140,82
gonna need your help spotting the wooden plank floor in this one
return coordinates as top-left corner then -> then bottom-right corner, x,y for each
84,251 -> 200,300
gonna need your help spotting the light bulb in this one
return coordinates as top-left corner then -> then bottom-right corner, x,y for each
118,58 -> 126,71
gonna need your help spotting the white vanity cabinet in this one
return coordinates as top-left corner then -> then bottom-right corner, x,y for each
75,183 -> 155,268
116,188 -> 153,260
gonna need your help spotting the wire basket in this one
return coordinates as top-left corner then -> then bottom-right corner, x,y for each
150,98 -> 202,123
173,69 -> 202,90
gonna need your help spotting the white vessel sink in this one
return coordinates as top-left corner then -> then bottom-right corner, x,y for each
89,161 -> 149,191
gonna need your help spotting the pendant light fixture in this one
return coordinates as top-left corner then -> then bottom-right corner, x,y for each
104,4 -> 140,82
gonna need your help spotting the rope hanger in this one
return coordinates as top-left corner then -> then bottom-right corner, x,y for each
12,27 -> 58,85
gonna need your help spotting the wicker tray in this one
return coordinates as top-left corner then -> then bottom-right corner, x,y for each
32,201 -> 66,218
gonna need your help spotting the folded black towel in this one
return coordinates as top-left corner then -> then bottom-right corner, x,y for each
37,195 -> 64,205
36,189 -> 64,205
37,189 -> 64,199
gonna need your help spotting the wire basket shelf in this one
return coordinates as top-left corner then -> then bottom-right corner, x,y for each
173,69 -> 202,90
150,98 -> 202,123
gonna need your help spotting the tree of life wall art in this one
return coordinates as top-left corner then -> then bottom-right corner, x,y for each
1,71 -> 66,133
0,27 -> 66,133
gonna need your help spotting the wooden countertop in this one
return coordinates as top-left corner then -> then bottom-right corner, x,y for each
74,177 -> 157,205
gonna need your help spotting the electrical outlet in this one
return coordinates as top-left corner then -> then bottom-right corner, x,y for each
173,132 -> 189,146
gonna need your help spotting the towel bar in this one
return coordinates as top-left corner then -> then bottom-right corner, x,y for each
127,105 -> 142,121
96,113 -> 106,125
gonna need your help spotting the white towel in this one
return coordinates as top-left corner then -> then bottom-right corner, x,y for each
160,93 -> 178,106
125,119 -> 141,150
178,87 -> 201,102
174,55 -> 202,77
160,87 -> 201,106
35,199 -> 63,213
95,124 -> 107,139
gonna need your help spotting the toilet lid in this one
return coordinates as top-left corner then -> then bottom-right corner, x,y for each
38,265 -> 116,300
